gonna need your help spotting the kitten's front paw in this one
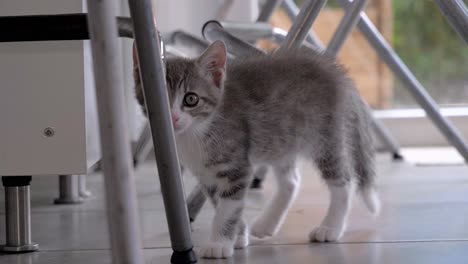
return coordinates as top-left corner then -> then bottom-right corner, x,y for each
250,219 -> 277,238
234,234 -> 249,249
200,242 -> 234,259
309,226 -> 343,242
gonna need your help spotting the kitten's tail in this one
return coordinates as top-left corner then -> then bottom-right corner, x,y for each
359,186 -> 381,216
354,98 -> 381,216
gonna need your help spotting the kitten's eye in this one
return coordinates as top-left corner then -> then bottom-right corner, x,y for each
183,92 -> 199,107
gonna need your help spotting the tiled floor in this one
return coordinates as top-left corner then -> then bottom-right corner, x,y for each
0,154 -> 467,263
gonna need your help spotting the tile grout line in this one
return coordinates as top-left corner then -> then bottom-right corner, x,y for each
249,238 -> 468,247
26,239 -> 468,253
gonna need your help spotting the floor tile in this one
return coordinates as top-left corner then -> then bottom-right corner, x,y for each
1,241 -> 468,264
0,154 -> 467,263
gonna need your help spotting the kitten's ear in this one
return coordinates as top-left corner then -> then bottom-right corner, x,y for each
196,40 -> 227,88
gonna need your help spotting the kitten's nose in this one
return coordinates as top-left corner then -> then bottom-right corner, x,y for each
171,113 -> 179,125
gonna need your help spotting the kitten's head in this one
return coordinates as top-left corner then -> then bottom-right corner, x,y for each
166,41 -> 227,134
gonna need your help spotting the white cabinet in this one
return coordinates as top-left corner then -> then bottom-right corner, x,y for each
0,0 -> 87,175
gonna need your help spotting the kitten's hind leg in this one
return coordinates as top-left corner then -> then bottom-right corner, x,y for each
251,163 -> 301,238
309,183 -> 353,242
309,149 -> 354,242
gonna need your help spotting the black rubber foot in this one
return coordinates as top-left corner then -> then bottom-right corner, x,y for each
171,248 -> 197,264
2,176 -> 32,187
392,152 -> 404,161
250,178 -> 263,189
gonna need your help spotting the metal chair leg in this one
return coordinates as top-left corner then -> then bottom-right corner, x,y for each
169,31 -> 209,55
203,20 -> 265,57
0,176 -> 39,253
187,184 -> 207,223
86,0 -> 144,263
337,0 -> 468,163
325,0 -> 368,56
434,0 -> 468,44
323,0 -> 403,160
278,0 -> 328,52
127,0 -> 196,263
281,0 -> 324,48
371,116 -> 403,160
186,165 -> 269,223
257,0 -> 283,22
280,0 -> 403,159
89,123 -> 154,171
132,123 -> 154,167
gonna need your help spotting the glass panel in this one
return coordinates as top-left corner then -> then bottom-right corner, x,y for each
290,0 -> 467,109
392,0 -> 468,108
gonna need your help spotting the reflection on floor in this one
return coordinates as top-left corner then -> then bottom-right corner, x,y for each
1,153 -> 467,263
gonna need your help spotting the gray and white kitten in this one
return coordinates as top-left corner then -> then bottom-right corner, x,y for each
136,41 -> 379,259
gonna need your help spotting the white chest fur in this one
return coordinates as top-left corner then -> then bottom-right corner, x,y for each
175,133 -> 213,183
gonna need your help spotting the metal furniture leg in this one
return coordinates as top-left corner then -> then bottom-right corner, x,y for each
200,22 -> 398,192
169,31 -> 210,54
219,21 -> 278,42
54,175 -> 84,204
78,175 -> 92,198
281,0 -> 324,48
203,20 -> 265,57
216,21 -> 318,52
372,118 -> 403,159
133,123 -> 154,167
323,0 -> 403,159
90,123 -> 154,171
278,0 -> 328,51
179,6 -> 401,163
325,0 -> 368,56
281,0 -> 402,159
187,161 -> 270,222
187,166 -> 269,223
434,0 -> 468,44
274,34 -> 402,158
127,0 -> 196,263
257,0 -> 283,22
337,0 -> 468,163
0,176 -> 39,253
86,0 -> 144,263
187,184 -> 207,223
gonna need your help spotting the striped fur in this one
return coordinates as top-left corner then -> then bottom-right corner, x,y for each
133,41 -> 378,259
